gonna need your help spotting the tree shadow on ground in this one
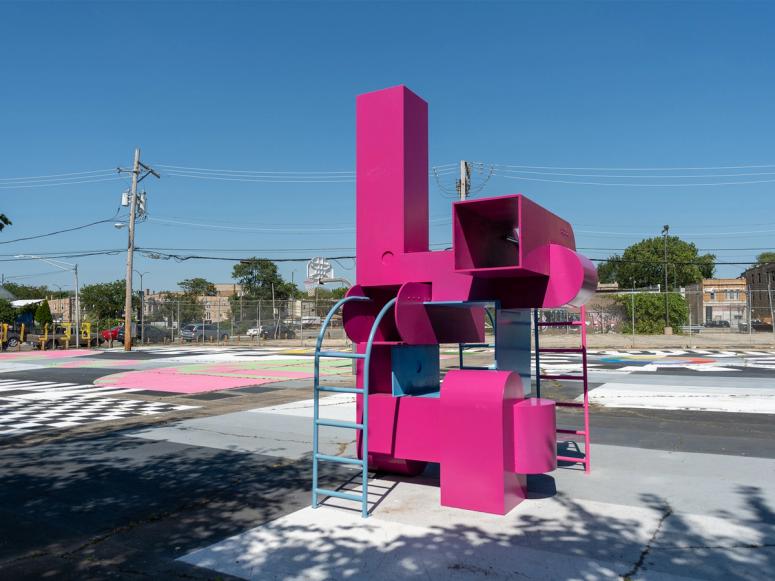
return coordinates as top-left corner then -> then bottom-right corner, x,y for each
0,433 -> 772,580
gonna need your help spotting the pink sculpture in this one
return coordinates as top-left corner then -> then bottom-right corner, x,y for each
327,85 -> 596,515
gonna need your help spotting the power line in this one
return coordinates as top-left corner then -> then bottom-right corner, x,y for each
0,176 -> 126,189
481,161 -> 775,171
493,172 -> 775,187
493,168 -> 775,179
0,217 -> 123,245
0,168 -> 116,182
155,163 -> 354,175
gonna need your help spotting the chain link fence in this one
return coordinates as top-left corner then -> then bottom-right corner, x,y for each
4,289 -> 774,351
115,297 -> 347,346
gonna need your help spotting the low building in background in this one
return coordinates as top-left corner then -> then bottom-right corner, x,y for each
742,263 -> 775,325
686,278 -> 748,327
46,296 -> 75,323
142,284 -> 241,324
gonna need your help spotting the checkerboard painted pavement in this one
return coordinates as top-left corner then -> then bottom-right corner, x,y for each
0,378 -> 196,437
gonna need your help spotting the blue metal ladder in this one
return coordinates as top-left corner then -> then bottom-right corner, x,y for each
312,295 -> 397,518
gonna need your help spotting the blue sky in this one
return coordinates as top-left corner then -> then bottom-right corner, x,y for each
1,0 -> 774,292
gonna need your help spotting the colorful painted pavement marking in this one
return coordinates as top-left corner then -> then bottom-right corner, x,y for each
0,378 -> 196,437
95,359 -> 352,394
0,349 -> 98,361
0,396 -> 196,437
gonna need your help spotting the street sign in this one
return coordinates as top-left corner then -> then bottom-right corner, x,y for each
307,257 -> 334,282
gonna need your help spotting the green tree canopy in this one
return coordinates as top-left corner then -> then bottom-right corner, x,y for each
232,258 -> 298,300
35,300 -> 53,327
615,293 -> 688,334
0,299 -> 15,323
597,236 -> 715,289
179,278 -> 217,296
80,280 -> 139,321
755,251 -> 775,264
2,282 -> 71,300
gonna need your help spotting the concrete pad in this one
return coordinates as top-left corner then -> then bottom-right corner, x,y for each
588,382 -> 775,413
248,394 -> 355,420
179,476 -> 747,580
177,433 -> 775,580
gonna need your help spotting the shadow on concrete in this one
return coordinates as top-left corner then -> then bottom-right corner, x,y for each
182,487 -> 775,580
0,432 -> 773,580
0,432 -> 330,579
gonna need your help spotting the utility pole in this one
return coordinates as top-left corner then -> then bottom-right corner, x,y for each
662,225 -> 670,333
118,148 -> 159,351
768,277 -> 775,340
631,280 -> 637,348
457,160 -> 471,201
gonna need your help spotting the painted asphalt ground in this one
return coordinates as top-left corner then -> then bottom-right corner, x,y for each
0,346 -> 773,578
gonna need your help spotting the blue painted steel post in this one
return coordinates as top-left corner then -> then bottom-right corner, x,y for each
362,298 -> 397,517
311,295 -> 370,510
533,308 -> 541,398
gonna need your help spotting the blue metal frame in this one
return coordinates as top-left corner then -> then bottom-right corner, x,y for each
311,295 -> 397,518
533,308 -> 541,398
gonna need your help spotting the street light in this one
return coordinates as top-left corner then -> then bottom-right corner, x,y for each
133,270 -> 149,344
15,255 -> 80,346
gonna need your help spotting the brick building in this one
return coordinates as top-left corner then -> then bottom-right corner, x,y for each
686,278 -> 748,326
742,263 -> 775,324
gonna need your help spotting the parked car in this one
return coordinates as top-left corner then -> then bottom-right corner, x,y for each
101,325 -> 122,342
246,327 -> 261,337
260,323 -> 296,340
704,320 -> 730,328
1,327 -> 22,350
179,323 -> 230,342
117,324 -> 174,344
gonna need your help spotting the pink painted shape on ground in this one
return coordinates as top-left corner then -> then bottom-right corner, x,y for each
97,368 -> 278,393
196,364 -> 315,379
0,349 -> 98,361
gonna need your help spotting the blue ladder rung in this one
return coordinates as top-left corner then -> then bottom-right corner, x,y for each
315,487 -> 364,503
315,453 -> 364,466
317,385 -> 363,394
318,351 -> 366,359
316,419 -> 363,430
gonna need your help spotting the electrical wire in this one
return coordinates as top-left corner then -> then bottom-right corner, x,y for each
480,161 -> 775,171
0,176 -> 126,189
0,216 -> 124,245
494,173 -> 775,187
0,168 -> 117,182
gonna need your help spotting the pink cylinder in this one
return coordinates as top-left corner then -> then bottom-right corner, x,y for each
512,398 -> 557,474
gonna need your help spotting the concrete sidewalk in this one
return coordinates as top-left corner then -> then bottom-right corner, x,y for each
173,397 -> 775,580
180,443 -> 775,580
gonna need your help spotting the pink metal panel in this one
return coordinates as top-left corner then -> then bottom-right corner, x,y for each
440,370 -> 527,515
356,85 -> 429,286
511,398 -> 557,474
395,282 -> 485,344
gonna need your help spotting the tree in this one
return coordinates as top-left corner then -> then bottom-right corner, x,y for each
35,300 -> 53,327
0,213 -> 10,231
80,280 -> 139,322
615,293 -> 688,334
232,258 -> 298,300
755,252 -> 775,264
2,282 -> 70,300
179,278 -> 217,296
597,236 -> 715,289
0,299 -> 15,324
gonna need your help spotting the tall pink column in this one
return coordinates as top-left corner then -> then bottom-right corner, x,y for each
356,85 -> 429,286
